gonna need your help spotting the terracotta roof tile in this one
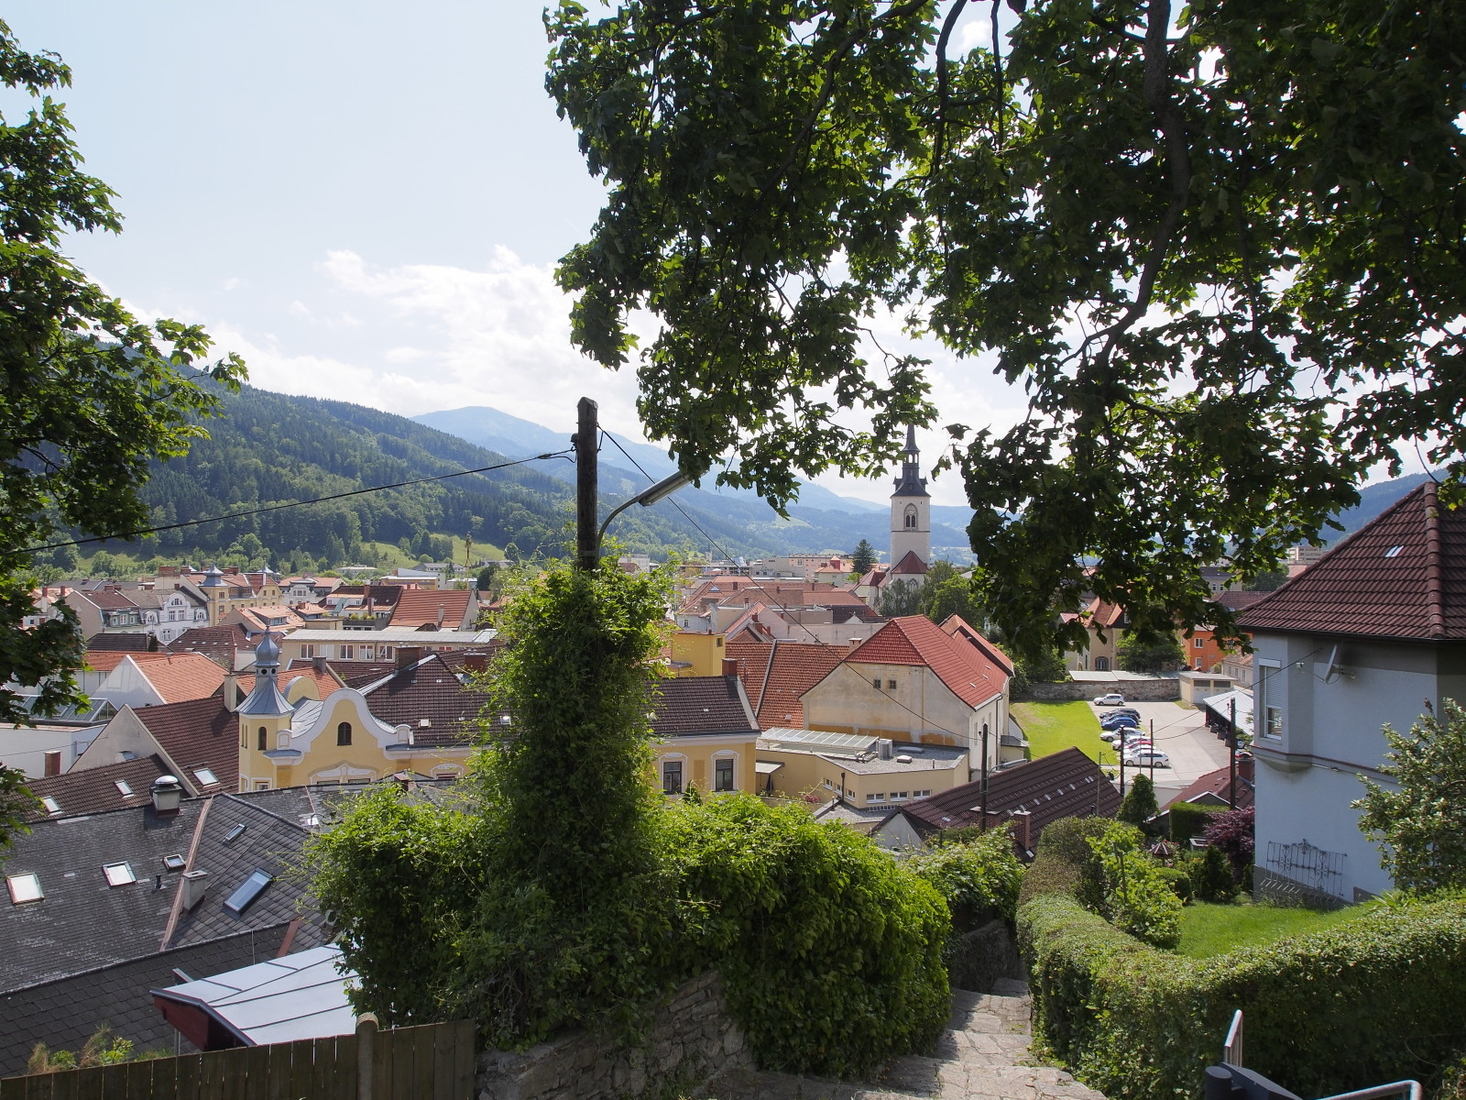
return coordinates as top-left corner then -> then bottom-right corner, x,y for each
123,652 -> 228,704
387,589 -> 473,630
888,551 -> 929,576
1162,759 -> 1255,812
1237,483 -> 1466,641
725,639 -> 845,728
846,616 -> 1008,708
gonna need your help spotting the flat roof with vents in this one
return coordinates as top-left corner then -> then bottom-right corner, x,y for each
758,727 -> 881,753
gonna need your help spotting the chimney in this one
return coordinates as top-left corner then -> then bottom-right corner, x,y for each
180,869 -> 209,910
722,657 -> 738,679
43,750 -> 61,778
396,646 -> 423,670
222,673 -> 241,712
151,774 -> 184,814
1011,808 -> 1033,853
462,654 -> 487,674
312,655 -> 327,673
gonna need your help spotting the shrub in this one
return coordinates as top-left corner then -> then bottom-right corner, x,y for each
1087,821 -> 1183,948
1019,825 -> 1466,1100
1156,865 -> 1193,903
1169,800 -> 1224,845
906,825 -> 1025,928
1189,845 -> 1238,903
666,794 -> 950,1077
1201,806 -> 1254,876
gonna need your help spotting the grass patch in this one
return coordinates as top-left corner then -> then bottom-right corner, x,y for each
1175,897 -> 1380,958
1012,700 -> 1119,767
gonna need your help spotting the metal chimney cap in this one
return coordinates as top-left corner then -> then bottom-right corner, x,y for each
152,775 -> 183,791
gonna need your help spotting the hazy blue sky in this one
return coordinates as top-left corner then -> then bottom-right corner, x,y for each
6,3 -> 1023,507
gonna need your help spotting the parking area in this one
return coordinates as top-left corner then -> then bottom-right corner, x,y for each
1087,697 -> 1232,804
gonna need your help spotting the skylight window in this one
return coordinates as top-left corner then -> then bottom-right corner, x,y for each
224,869 -> 273,915
162,854 -> 186,872
103,862 -> 137,887
40,796 -> 60,815
7,873 -> 42,904
114,779 -> 133,796
193,767 -> 219,787
1384,545 -> 1404,558
224,823 -> 247,844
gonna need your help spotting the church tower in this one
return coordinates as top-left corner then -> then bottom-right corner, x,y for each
889,426 -> 931,567
237,633 -> 295,791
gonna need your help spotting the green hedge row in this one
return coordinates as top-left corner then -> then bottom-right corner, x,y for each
1019,819 -> 1466,1100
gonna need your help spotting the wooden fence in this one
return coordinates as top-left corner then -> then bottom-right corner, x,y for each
0,1017 -> 476,1100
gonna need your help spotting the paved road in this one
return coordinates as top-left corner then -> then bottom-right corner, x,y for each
1084,698 -> 1232,804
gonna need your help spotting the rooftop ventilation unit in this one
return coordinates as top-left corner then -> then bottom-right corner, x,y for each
151,775 -> 184,814
180,869 -> 209,910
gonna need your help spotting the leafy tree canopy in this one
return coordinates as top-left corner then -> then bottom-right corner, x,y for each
1356,700 -> 1466,894
547,0 -> 1466,662
0,20 -> 244,722
1116,630 -> 1184,674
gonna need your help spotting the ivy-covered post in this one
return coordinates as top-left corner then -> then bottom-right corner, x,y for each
574,397 -> 598,570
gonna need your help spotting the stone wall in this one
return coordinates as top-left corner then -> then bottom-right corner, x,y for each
947,919 -> 1026,993
475,971 -> 749,1100
1017,677 -> 1179,703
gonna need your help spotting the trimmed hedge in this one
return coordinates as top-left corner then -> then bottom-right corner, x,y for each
1169,801 -> 1223,845
1020,819 -> 1466,1100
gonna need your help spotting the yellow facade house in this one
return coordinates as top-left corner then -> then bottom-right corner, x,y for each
236,636 -> 478,790
648,672 -> 761,796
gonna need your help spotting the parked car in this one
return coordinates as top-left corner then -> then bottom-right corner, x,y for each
1101,714 -> 1141,730
1123,749 -> 1170,768
1100,708 -> 1140,720
1093,693 -> 1126,706
1101,727 -> 1147,744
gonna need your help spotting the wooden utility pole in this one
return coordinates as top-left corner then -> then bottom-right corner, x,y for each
1228,698 -> 1238,809
575,397 -> 599,570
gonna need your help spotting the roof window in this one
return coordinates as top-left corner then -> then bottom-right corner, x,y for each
162,854 -> 186,871
103,861 -> 137,887
40,796 -> 61,815
1384,545 -> 1404,558
193,767 -> 219,787
115,779 -> 133,796
7,873 -> 42,904
224,869 -> 273,915
224,823 -> 247,844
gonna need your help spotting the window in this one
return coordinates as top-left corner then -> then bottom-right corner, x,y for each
1257,659 -> 1283,739
40,796 -> 60,815
254,780 -> 271,791
662,760 -> 683,795
193,767 -> 219,787
904,504 -> 918,529
114,779 -> 133,796
337,722 -> 352,746
224,870 -> 273,915
257,727 -> 267,751
277,732 -> 290,750
887,679 -> 897,690
872,677 -> 882,690
913,789 -> 931,798
868,793 -> 886,803
1095,657 -> 1110,671
1194,637 -> 1205,649
103,862 -> 136,887
301,644 -> 314,658
7,873 -> 42,904
340,645 -> 354,659
714,758 -> 734,792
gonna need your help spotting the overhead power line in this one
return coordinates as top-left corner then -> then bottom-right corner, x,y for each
16,449 -> 575,555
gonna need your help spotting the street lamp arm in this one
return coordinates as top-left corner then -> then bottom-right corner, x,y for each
596,471 -> 694,554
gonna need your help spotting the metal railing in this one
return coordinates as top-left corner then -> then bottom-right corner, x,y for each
1209,1011 -> 1420,1100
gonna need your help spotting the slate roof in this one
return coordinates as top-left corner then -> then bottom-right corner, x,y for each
649,676 -> 759,739
22,755 -> 174,823
1236,483 -> 1466,642
0,921 -> 312,1077
355,653 -> 488,748
844,615 -> 1008,708
0,787 -> 326,995
86,633 -> 153,653
880,747 -> 1120,854
166,625 -> 253,668
726,640 -> 846,729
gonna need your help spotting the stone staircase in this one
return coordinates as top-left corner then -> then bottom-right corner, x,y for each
697,980 -> 1107,1100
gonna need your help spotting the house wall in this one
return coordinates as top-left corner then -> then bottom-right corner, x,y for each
652,734 -> 757,796
802,662 -> 1003,773
71,708 -> 169,773
1250,631 -> 1466,900
93,659 -> 167,710
754,746 -> 966,808
669,632 -> 727,676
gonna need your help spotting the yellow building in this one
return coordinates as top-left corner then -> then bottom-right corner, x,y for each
754,727 -> 969,815
235,637 -> 477,790
669,631 -> 729,677
648,675 -> 761,796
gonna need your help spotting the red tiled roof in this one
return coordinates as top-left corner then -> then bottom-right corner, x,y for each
940,615 -> 1015,676
725,639 -> 845,729
1162,759 -> 1255,813
388,589 -> 473,629
1215,590 -> 1268,612
1237,483 -> 1466,641
846,615 -> 1008,708
83,650 -> 135,674
888,551 -> 928,576
123,652 -> 228,704
888,747 -> 1120,852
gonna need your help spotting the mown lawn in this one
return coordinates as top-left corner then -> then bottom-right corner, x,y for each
1012,700 -> 1119,767
1175,898 -> 1380,958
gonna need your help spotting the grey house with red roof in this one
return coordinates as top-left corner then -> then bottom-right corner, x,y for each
1235,482 -> 1466,902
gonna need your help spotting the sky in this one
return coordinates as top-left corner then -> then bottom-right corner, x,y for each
4,1 -> 1024,508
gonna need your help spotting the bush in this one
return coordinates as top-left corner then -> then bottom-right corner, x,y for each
1086,821 -> 1183,948
1156,865 -> 1193,903
1189,845 -> 1238,903
906,825 -> 1025,928
1019,826 -> 1466,1100
1168,800 -> 1224,846
667,794 -> 950,1077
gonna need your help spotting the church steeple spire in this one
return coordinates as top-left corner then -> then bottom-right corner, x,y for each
889,426 -> 931,567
